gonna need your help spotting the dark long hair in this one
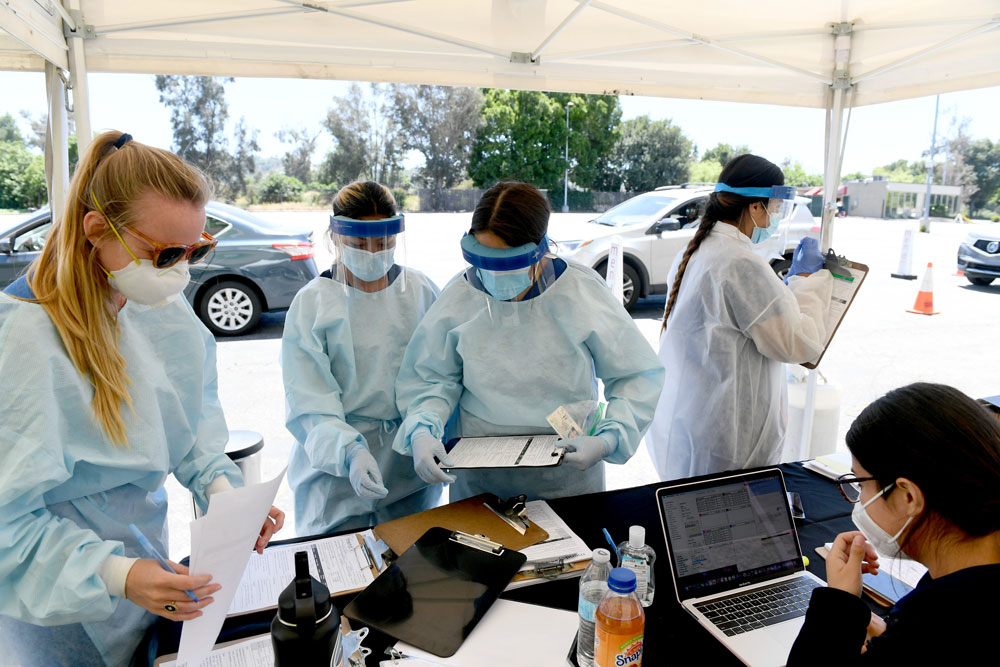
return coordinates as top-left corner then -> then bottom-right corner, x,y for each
847,382 -> 1000,549
332,180 -> 397,219
470,181 -> 549,246
661,154 -> 784,331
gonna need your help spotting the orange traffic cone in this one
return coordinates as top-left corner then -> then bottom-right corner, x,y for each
907,263 -> 939,315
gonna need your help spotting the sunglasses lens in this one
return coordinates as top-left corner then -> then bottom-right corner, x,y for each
155,247 -> 184,269
188,244 -> 214,265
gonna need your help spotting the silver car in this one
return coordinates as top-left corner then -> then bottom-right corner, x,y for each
0,202 -> 318,335
957,225 -> 1000,286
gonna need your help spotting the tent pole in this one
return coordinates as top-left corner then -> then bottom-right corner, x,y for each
45,63 -> 70,226
65,0 -> 92,157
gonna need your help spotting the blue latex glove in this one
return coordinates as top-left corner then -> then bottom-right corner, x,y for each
346,446 -> 389,499
561,435 -> 611,471
411,430 -> 456,484
787,237 -> 825,282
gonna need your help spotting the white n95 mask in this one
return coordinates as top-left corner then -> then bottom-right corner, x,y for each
851,482 -> 914,559
109,259 -> 191,307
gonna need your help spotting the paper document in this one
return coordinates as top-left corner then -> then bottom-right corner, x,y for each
801,450 -> 852,481
177,468 -> 286,665
391,600 -> 578,667
157,634 -> 272,667
228,531 -> 376,615
445,435 -> 564,469
518,501 -> 591,571
821,264 -> 865,348
823,542 -> 927,589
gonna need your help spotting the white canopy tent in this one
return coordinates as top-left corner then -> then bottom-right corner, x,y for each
3,0 -> 999,455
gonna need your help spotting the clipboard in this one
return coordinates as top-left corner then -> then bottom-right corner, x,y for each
802,249 -> 868,369
813,546 -> 912,607
444,435 -> 566,469
344,527 -> 527,658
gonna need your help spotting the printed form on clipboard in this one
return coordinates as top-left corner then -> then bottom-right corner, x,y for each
444,435 -> 566,469
803,250 -> 868,369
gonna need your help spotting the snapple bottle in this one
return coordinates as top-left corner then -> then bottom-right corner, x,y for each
594,568 -> 644,667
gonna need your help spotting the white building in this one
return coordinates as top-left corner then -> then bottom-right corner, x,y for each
844,178 -> 962,219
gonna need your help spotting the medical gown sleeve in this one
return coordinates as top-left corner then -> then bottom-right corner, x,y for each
172,312 -> 243,512
282,292 -> 365,478
393,302 -> 464,455
0,309 -> 122,625
737,266 -> 833,364
582,287 -> 665,465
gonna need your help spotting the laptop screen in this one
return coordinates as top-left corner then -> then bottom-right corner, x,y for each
658,469 -> 803,601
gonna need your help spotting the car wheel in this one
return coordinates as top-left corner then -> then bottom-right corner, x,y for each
968,276 -> 995,286
596,261 -> 641,311
198,281 -> 262,336
770,257 -> 793,281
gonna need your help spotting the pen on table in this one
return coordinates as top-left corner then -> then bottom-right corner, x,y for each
128,523 -> 199,603
602,528 -> 619,561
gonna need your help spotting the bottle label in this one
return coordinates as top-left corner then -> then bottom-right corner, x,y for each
578,593 -> 597,623
595,630 -> 643,667
621,556 -> 649,598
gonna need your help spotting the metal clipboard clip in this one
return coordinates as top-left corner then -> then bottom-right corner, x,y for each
522,557 -> 573,580
449,530 -> 505,555
823,247 -> 851,273
483,493 -> 531,535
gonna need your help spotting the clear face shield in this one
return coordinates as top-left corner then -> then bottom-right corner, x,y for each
329,214 -> 407,294
714,183 -> 796,245
460,232 -> 557,324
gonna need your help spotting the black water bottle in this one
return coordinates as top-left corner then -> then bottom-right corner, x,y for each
271,551 -> 342,666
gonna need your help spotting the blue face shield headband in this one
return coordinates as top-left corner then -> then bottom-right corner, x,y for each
461,233 -> 549,300
330,214 -> 404,281
713,183 -> 796,244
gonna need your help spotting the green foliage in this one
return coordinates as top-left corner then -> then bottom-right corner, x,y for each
0,114 -> 23,143
872,159 -> 926,183
0,141 -> 46,209
701,143 -> 752,167
964,138 -> 1000,212
256,173 -> 304,203
842,171 -> 869,181
275,127 -> 318,183
781,161 -> 823,187
688,159 -> 723,183
468,90 -> 621,192
597,115 -> 693,192
321,83 -> 403,188
391,188 -> 409,211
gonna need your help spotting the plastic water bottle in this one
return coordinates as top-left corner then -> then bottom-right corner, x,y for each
576,548 -> 612,667
616,525 -> 656,607
594,568 -> 645,667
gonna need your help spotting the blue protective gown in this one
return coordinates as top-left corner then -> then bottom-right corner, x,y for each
0,292 -> 242,667
283,267 -> 442,535
394,260 -> 665,501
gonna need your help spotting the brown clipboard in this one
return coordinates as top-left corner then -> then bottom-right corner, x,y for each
802,251 -> 868,369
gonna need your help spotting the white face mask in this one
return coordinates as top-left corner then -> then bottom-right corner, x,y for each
108,259 -> 191,307
851,482 -> 914,558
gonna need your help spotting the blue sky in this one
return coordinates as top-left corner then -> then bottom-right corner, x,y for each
2,71 -> 998,177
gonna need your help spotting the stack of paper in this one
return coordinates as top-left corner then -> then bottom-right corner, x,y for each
801,450 -> 852,480
507,500 -> 592,590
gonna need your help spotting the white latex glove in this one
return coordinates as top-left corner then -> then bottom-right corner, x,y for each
561,436 -> 610,471
346,446 -> 389,499
411,430 -> 456,484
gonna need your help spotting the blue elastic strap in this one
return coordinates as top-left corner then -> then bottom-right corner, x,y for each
714,183 -> 795,200
329,214 -> 405,237
460,233 -> 549,271
2,275 -> 35,299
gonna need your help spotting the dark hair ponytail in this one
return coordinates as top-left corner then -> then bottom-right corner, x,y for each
471,181 -> 549,246
847,382 -> 1000,542
661,154 -> 784,331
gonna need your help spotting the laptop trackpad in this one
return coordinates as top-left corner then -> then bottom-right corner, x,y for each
730,616 -> 804,667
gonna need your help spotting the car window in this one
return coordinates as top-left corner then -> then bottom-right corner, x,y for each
669,197 -> 706,219
205,215 -> 231,237
593,195 -> 679,226
12,220 -> 52,253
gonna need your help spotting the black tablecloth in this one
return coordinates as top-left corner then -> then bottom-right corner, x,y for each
146,462 -> 857,665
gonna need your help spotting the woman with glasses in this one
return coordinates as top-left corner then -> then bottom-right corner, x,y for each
788,382 -> 1000,663
0,131 -> 284,666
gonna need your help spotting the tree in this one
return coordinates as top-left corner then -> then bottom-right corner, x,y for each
256,173 -> 305,203
596,115 -> 693,192
319,83 -> 403,187
702,143 -> 752,168
390,85 -> 483,208
469,90 -> 621,192
0,141 -> 46,209
872,159 -> 926,184
154,75 -> 258,200
781,160 -> 823,187
0,114 -> 22,143
963,138 -> 1000,213
276,127 -> 318,183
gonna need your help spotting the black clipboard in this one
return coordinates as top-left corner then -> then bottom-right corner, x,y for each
802,249 -> 868,369
344,526 -> 527,658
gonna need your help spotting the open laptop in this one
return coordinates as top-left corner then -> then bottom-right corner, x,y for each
656,468 -> 825,667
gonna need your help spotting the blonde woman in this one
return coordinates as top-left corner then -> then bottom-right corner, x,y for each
0,131 -> 283,666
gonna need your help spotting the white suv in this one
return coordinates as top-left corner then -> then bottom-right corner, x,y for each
549,184 -> 819,310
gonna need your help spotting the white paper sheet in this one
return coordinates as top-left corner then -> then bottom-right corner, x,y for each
517,501 -> 591,571
158,634 -> 273,667
446,435 -> 564,468
177,468 -> 286,665
228,531 -> 376,615
391,599 -> 577,666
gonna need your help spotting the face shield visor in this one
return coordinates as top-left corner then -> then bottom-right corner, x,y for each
461,232 -> 557,323
714,183 -> 797,223
329,214 -> 406,294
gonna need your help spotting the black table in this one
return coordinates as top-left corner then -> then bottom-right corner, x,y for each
146,462 -> 857,665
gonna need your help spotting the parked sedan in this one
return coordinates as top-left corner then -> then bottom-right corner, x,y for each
957,225 -> 1000,286
0,201 -> 318,335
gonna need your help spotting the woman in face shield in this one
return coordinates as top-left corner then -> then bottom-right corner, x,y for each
282,181 -> 443,535
645,154 -> 833,481
393,181 -> 665,501
0,131 -> 283,666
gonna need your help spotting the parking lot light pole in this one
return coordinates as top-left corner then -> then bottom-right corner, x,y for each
563,101 -> 573,213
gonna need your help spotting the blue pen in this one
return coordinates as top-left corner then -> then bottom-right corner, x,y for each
602,527 -> 619,562
128,524 -> 199,603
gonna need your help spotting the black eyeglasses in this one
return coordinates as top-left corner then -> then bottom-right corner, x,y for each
835,473 -> 879,503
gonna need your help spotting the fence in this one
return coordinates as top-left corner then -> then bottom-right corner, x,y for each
417,188 -> 632,213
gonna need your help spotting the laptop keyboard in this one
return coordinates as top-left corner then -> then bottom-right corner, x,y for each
693,577 -> 821,637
